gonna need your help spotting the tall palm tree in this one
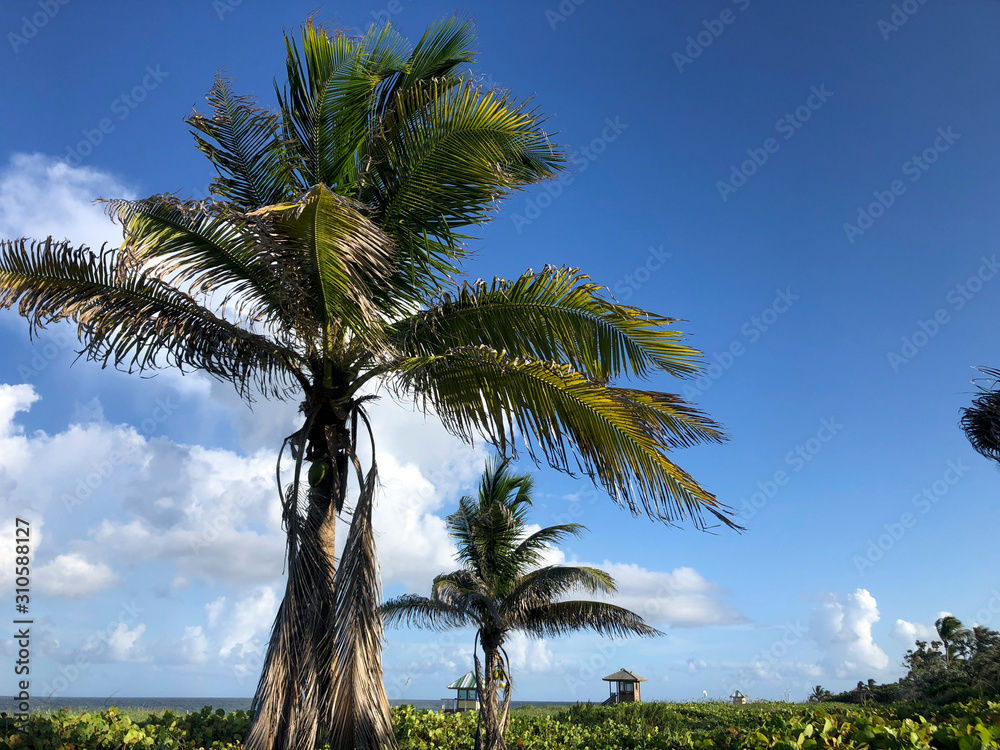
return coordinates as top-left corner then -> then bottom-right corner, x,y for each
936,615 -> 969,666
961,366 -> 1000,464
382,458 -> 661,750
0,17 -> 733,750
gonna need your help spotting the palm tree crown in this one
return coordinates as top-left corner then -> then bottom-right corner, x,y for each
0,17 -> 731,750
383,457 -> 661,750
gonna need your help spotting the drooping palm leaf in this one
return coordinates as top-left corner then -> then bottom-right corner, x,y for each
327,465 -> 395,750
515,600 -> 662,639
393,267 -> 703,382
0,238 -> 300,397
380,593 -> 478,631
395,347 -> 733,528
104,195 -> 296,332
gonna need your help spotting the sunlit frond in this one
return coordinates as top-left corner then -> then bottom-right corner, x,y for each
0,238 -> 300,397
393,267 -> 702,382
394,347 -> 735,529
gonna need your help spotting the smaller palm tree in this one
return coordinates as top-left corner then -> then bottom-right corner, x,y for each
382,457 -> 660,750
807,685 -> 832,703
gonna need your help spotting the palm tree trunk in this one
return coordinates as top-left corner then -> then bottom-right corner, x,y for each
246,452 -> 339,750
478,639 -> 508,750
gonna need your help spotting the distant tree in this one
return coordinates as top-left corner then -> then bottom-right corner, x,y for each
900,619 -> 1000,704
382,458 -> 660,750
936,615 -> 970,666
807,685 -> 833,703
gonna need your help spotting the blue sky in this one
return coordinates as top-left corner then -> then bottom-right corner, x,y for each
2,0 -> 999,704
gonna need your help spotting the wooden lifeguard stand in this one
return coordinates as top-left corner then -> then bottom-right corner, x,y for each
443,671 -> 479,713
602,668 -> 646,704
731,690 -> 747,705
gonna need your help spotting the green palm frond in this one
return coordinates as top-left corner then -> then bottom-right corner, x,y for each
393,267 -> 703,382
278,21 -> 402,191
396,16 -> 477,88
380,594 -> 477,631
0,238 -> 300,396
372,77 -> 563,236
188,75 -> 297,209
104,196 -> 297,333
507,523 -> 585,575
502,566 -> 616,619
515,600 -> 663,640
266,184 -> 396,343
395,346 -> 734,529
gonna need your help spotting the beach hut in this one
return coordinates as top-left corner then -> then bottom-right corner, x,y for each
602,668 -> 646,704
731,690 -> 747,705
443,671 -> 479,713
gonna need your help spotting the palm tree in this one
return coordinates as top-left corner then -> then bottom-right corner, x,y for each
936,615 -> 970,666
807,685 -> 832,703
382,457 -> 661,750
0,17 -> 733,750
961,366 -> 1000,464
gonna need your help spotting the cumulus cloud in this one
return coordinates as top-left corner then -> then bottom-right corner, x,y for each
810,589 -> 889,678
105,623 -> 148,662
591,563 -> 745,628
217,586 -> 278,658
0,152 -> 133,249
506,632 -> 553,673
180,625 -> 209,664
36,553 -> 120,598
891,619 -> 936,644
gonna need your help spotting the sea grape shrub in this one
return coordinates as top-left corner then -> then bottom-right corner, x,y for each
3,701 -> 1000,749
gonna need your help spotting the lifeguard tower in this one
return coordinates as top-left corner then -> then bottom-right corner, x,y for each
601,668 -> 646,704
443,671 -> 479,713
731,690 -> 747,705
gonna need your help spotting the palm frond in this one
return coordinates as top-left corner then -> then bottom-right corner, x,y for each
371,77 -> 563,236
104,195 -> 298,334
393,346 -> 735,529
278,21 -> 403,191
266,185 -> 396,344
507,524 -> 585,575
0,238 -> 301,398
502,566 -> 615,620
393,267 -> 703,382
961,366 -> 1000,464
515,600 -> 662,640
380,594 -> 477,631
188,75 -> 298,209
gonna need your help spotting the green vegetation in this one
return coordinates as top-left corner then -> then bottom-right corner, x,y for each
383,458 -> 659,749
6,700 -> 1000,749
813,618 -> 1000,708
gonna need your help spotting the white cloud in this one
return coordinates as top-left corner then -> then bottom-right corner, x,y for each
592,563 -> 745,628
105,623 -> 148,662
180,625 -> 209,664
36,553 -> 120,598
0,153 -> 133,249
506,632 -> 553,673
810,589 -> 889,678
891,619 -> 936,644
217,586 -> 278,658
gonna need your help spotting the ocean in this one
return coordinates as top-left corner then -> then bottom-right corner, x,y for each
0,696 -> 581,715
